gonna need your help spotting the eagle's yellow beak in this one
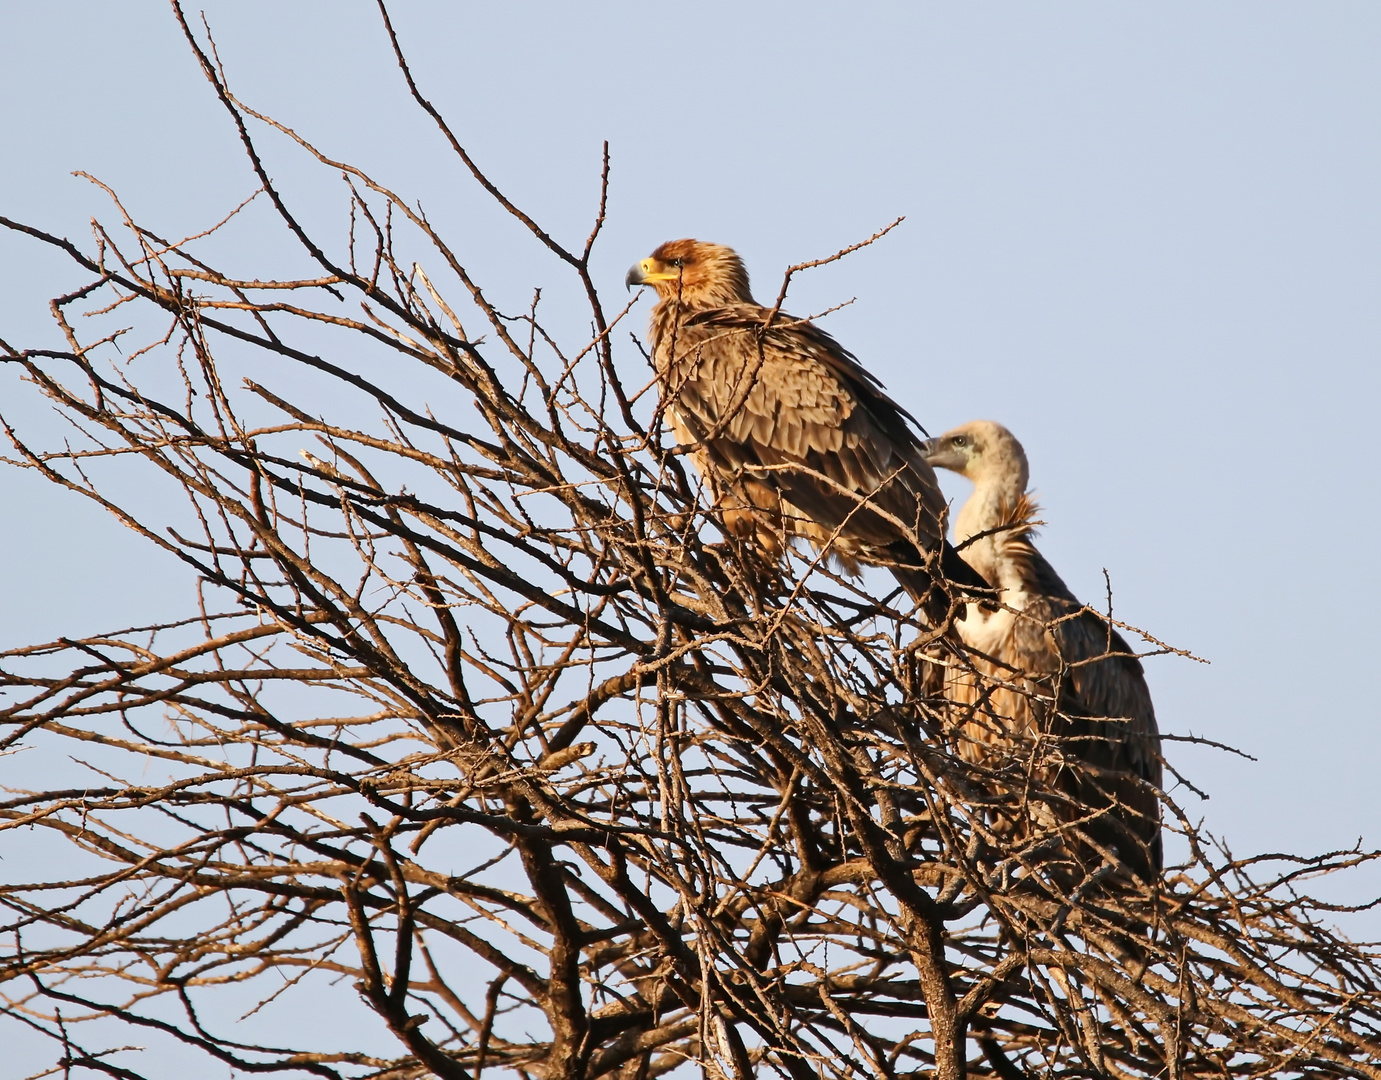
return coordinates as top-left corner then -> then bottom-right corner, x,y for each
625,258 -> 680,291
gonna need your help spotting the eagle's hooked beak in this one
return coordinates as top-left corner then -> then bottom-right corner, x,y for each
625,258 -> 679,292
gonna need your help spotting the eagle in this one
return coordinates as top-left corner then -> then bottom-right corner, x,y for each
625,239 -> 989,616
922,420 -> 1163,879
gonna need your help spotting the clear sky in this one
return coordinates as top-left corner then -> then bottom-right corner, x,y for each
3,0 -> 1379,906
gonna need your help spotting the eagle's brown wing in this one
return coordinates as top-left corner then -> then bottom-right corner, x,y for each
658,305 -> 984,598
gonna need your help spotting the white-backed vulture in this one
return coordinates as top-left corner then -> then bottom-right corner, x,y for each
626,239 -> 989,614
923,420 -> 1163,878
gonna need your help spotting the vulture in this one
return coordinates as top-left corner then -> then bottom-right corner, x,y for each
923,420 -> 1163,879
625,239 -> 988,615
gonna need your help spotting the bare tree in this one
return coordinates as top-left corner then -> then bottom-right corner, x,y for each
4,6 -> 1381,1079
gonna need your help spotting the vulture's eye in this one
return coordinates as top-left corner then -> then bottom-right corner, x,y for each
951,435 -> 968,448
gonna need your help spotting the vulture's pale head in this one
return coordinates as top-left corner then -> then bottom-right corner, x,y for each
922,420 -> 1030,495
625,239 -> 754,307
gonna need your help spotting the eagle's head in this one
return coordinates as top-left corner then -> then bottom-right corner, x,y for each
625,239 -> 754,307
922,420 -> 1031,494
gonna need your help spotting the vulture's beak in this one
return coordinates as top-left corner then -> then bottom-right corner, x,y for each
921,438 -> 967,475
625,258 -> 679,292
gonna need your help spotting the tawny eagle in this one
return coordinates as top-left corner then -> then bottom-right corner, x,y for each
923,420 -> 1163,878
626,239 -> 988,615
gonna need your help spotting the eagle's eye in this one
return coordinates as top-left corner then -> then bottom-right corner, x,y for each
668,257 -> 685,268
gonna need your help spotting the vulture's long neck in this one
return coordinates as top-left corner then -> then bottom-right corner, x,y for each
954,468 -> 1030,592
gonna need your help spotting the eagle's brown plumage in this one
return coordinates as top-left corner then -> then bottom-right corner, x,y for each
626,239 -> 989,613
924,420 -> 1163,879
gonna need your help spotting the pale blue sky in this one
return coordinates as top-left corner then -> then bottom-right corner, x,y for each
3,0 -> 1379,904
